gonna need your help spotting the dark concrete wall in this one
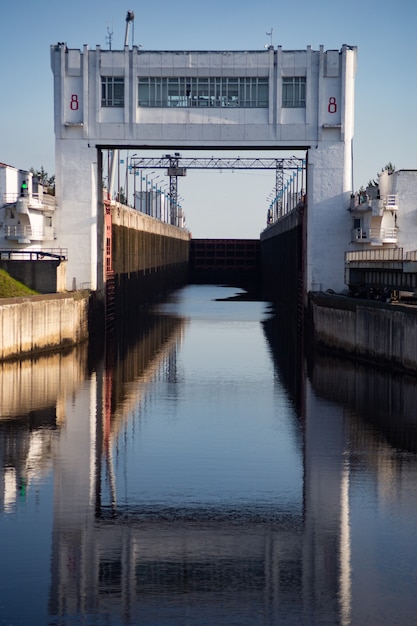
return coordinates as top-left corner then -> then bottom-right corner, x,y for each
0,259 -> 64,294
110,206 -> 191,319
260,206 -> 305,308
112,226 -> 190,276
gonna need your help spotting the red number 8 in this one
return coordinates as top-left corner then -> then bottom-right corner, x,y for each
328,97 -> 337,113
70,94 -> 79,111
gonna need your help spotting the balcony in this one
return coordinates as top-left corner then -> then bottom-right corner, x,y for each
351,227 -> 398,245
350,194 -> 398,216
5,225 -> 55,243
1,192 -> 55,212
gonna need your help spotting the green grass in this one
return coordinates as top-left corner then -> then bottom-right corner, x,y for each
0,269 -> 38,298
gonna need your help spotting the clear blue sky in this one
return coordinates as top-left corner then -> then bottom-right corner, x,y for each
1,0 -> 415,238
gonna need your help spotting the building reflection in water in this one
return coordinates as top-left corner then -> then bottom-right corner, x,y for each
0,346 -> 89,513
2,291 -> 417,624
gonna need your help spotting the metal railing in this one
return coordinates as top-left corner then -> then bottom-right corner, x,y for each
405,250 -> 417,261
0,248 -> 67,260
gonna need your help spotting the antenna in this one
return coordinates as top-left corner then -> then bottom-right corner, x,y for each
105,24 -> 113,50
266,28 -> 274,48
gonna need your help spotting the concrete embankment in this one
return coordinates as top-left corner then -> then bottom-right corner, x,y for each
310,292 -> 417,372
111,205 -> 191,314
0,291 -> 90,360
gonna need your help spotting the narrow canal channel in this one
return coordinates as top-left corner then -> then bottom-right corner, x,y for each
1,284 -> 417,625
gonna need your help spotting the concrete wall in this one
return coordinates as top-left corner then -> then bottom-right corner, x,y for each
381,169 -> 417,254
260,205 -> 305,306
111,204 -> 191,315
0,292 -> 90,360
0,259 -> 67,294
111,204 -> 190,275
310,292 -> 417,371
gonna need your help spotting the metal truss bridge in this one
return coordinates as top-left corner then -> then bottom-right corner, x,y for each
129,155 -> 306,221
129,156 -> 304,170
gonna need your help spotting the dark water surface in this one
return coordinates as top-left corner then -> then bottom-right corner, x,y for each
1,284 -> 417,625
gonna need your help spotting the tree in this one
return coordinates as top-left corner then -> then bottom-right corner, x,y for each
117,187 -> 127,205
30,166 -> 55,195
366,163 -> 395,189
381,162 -> 395,175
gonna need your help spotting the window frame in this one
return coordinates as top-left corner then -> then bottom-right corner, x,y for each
101,76 -> 125,108
282,77 -> 306,108
138,76 -> 269,108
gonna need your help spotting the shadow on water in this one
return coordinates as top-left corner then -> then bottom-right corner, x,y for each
262,302 -> 304,421
308,349 -> 417,454
262,292 -> 417,454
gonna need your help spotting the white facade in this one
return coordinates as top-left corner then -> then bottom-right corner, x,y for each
0,164 -> 56,249
349,169 -> 417,254
50,43 -> 357,292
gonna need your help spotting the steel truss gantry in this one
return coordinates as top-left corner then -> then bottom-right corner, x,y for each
130,156 -> 304,171
129,155 -> 306,224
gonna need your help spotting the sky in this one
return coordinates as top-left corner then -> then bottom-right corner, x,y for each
1,0 -> 416,238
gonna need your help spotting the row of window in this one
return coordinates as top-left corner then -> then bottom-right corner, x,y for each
101,76 -> 306,108
138,77 -> 268,108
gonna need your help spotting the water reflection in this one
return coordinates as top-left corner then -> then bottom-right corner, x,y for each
0,347 -> 89,514
1,285 -> 417,625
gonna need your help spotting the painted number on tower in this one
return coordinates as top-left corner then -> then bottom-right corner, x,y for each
328,97 -> 337,113
70,94 -> 79,111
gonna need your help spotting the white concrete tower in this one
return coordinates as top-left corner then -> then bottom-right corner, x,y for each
50,43 -> 357,292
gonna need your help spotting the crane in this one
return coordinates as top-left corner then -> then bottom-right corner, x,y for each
124,10 -> 134,47
108,11 -> 135,201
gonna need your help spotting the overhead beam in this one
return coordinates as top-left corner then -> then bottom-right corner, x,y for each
129,156 -> 305,171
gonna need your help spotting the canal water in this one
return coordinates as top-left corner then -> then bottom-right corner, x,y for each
1,284 -> 417,625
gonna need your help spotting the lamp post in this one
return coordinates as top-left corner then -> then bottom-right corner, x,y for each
151,176 -> 162,218
129,154 -> 138,208
140,172 -> 147,213
145,171 -> 156,215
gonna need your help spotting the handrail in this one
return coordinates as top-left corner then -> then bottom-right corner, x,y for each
385,194 -> 398,207
350,193 -> 398,210
351,228 -> 398,243
2,192 -> 56,208
0,248 -> 67,261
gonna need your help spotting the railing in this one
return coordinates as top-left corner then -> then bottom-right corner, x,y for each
4,225 -> 55,241
405,250 -> 417,261
0,248 -> 67,260
369,227 -> 398,242
351,228 -> 398,243
350,194 -> 398,211
2,193 -> 55,210
2,193 -> 18,204
346,248 -> 404,262
385,194 -> 398,208
351,228 -> 368,241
